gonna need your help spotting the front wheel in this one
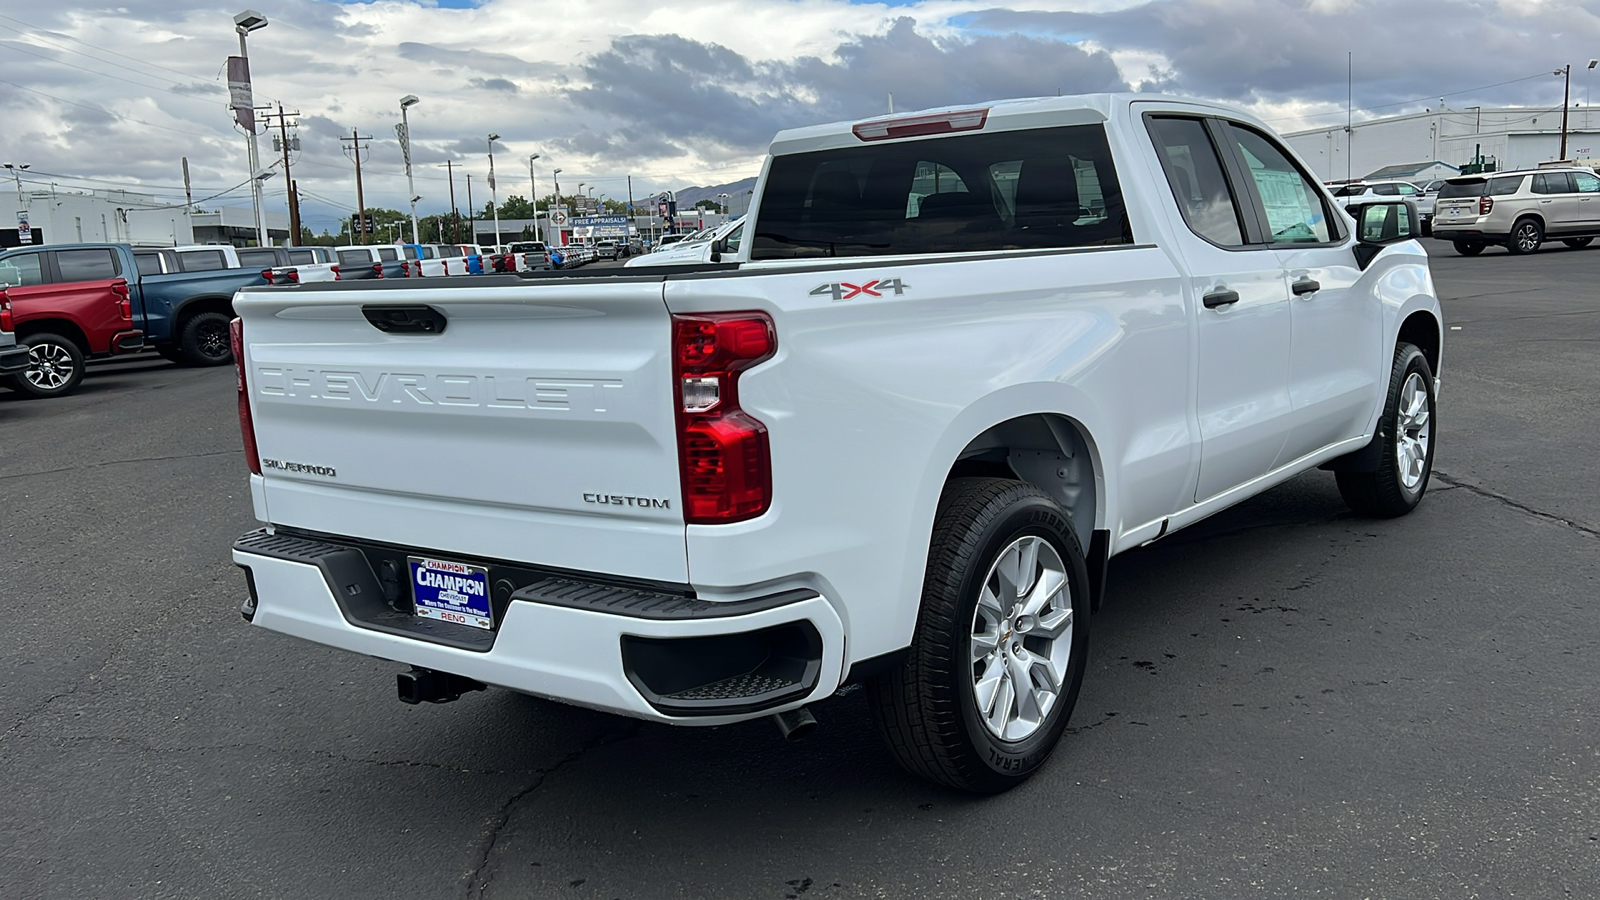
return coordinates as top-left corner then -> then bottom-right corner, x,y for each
1453,240 -> 1485,256
178,311 -> 233,366
1562,237 -> 1593,249
869,478 -> 1090,793
1336,344 -> 1436,518
1506,218 -> 1543,255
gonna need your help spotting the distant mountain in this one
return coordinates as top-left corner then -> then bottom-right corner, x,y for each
669,177 -> 758,210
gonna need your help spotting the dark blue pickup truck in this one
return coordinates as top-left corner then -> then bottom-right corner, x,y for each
0,242 -> 266,367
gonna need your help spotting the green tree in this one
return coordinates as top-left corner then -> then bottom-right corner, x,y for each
693,199 -> 719,211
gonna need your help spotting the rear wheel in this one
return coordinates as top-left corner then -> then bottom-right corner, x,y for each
1561,237 -> 1593,249
1452,240 -> 1485,256
1336,343 -> 1435,518
869,478 -> 1090,793
6,332 -> 86,398
178,311 -> 233,366
1506,218 -> 1543,255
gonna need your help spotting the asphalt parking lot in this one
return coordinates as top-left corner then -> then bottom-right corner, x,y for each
2,244 -> 1597,898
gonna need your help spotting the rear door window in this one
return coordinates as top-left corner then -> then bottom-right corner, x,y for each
1224,122 -> 1339,244
751,123 -> 1130,259
1575,172 -> 1600,193
1148,116 -> 1246,247
0,252 -> 47,288
54,248 -> 122,282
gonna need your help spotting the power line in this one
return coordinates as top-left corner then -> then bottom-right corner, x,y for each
0,76 -> 225,139
0,12 -> 227,86
0,40 -> 224,102
1264,71 -> 1557,124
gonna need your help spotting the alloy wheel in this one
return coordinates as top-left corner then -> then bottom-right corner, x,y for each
25,341 -> 74,390
1395,372 -> 1432,491
969,535 -> 1074,742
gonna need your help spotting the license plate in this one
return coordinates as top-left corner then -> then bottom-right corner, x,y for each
408,556 -> 493,630
1449,209 -> 1461,216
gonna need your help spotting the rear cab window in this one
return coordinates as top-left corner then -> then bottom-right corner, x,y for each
751,123 -> 1130,260
287,249 -> 318,265
237,248 -> 280,269
377,247 -> 400,261
54,248 -> 121,282
179,249 -> 229,272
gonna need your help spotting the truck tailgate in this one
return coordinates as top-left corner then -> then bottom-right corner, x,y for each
236,281 -> 687,583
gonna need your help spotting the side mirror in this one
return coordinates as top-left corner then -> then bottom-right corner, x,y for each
1348,199 -> 1420,269
709,236 -> 729,263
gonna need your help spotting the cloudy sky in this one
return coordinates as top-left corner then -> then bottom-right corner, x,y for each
1,0 -> 1597,233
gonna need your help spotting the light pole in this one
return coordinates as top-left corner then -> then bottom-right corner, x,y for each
527,153 -> 539,242
233,10 -> 269,245
3,163 -> 29,243
717,192 -> 730,216
551,168 -> 562,245
1588,59 -> 1598,133
399,94 -> 420,243
487,133 -> 501,250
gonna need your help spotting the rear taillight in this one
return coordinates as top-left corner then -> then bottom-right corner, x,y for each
261,268 -> 274,283
1479,197 -> 1493,216
230,317 -> 261,475
0,292 -> 12,332
374,262 -> 384,279
331,264 -> 341,281
442,260 -> 451,276
671,312 -> 776,523
111,280 -> 132,319
402,260 -> 412,277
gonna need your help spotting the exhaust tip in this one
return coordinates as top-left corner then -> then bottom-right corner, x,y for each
771,706 -> 818,742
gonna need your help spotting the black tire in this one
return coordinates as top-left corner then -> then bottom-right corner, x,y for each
1506,217 -> 1543,255
868,477 -> 1090,793
178,311 -> 233,366
1561,237 -> 1593,249
1336,343 -> 1436,518
6,332 -> 86,398
1453,240 -> 1485,256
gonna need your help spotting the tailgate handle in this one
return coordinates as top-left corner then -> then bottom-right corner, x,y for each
362,305 -> 447,335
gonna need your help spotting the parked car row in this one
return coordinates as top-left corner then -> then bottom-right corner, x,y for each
0,242 -> 274,398
1431,165 -> 1600,255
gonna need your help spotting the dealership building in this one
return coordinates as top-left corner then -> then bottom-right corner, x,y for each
1283,105 -> 1600,183
1,186 -> 288,249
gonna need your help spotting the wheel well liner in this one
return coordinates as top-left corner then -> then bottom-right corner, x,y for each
1397,310 -> 1441,374
172,295 -> 236,332
946,413 -> 1100,555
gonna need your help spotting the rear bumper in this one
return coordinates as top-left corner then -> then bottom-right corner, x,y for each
232,528 -> 846,724
112,330 -> 145,354
0,344 -> 27,375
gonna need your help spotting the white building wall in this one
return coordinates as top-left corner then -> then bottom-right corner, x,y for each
1285,107 -> 1600,181
17,189 -> 196,245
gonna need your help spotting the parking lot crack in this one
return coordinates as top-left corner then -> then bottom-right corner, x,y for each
0,449 -> 237,482
1433,470 -> 1600,540
463,722 -> 641,899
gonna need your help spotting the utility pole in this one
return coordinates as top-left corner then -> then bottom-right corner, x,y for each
1558,64 -> 1572,160
265,103 -> 302,242
181,157 -> 193,211
465,173 -> 475,246
439,161 -> 458,243
341,129 -> 371,244
627,175 -> 635,249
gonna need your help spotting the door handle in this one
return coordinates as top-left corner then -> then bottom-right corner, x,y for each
1202,288 -> 1240,309
1292,278 -> 1321,296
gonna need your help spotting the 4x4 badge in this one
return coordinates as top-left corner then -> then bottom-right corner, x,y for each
810,278 -> 909,302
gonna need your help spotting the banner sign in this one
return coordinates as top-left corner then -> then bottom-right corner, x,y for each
574,215 -> 628,237
16,211 -> 32,244
227,56 -> 254,131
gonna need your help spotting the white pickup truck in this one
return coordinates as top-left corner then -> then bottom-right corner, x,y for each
230,94 -> 1442,793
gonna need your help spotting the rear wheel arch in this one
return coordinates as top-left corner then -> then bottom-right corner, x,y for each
945,413 -> 1103,567
14,318 -> 89,355
171,295 -> 235,333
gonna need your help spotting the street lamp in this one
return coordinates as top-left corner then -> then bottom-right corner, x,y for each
399,94 -> 420,243
1588,59 -> 1599,132
234,10 -> 269,245
551,168 -> 562,245
4,163 -> 30,242
526,153 -> 540,242
717,191 -> 730,215
486,133 -> 501,250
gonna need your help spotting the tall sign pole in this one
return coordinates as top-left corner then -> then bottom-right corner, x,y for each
1559,64 -> 1572,160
